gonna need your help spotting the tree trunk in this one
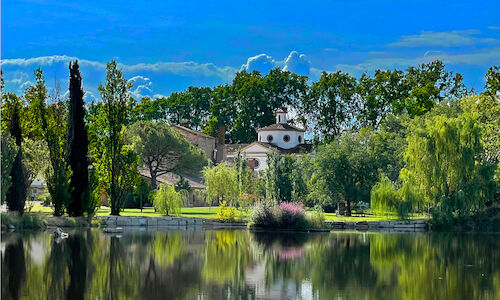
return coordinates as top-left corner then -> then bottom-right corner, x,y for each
346,201 -> 352,216
150,172 -> 157,190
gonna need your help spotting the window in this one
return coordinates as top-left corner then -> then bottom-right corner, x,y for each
267,135 -> 274,142
283,135 -> 290,142
248,158 -> 260,168
298,136 -> 302,143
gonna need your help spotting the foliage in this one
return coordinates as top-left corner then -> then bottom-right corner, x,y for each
264,151 -> 307,205
311,130 -> 379,215
201,163 -> 238,205
154,183 -> 184,216
4,94 -> 27,214
26,68 -> 71,216
1,133 -> 18,204
404,112 -> 495,216
175,176 -> 191,193
371,173 -> 419,219
124,120 -> 207,189
238,193 -> 259,211
67,60 -> 90,217
216,200 -> 238,222
249,201 -> 275,228
303,71 -> 358,141
90,61 -> 138,215
484,65 -> 500,96
250,201 -> 311,229
306,206 -> 326,228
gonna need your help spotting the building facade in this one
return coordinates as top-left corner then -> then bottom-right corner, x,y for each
225,108 -> 312,171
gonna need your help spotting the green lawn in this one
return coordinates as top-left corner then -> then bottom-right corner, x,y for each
29,205 -> 223,219
28,204 -> 428,222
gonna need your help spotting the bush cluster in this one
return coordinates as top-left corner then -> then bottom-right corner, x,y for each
250,201 -> 323,229
216,201 -> 239,222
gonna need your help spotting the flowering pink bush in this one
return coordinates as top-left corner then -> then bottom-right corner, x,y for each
279,202 -> 305,216
250,201 -> 309,229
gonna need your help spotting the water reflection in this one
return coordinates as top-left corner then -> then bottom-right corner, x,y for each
1,229 -> 499,300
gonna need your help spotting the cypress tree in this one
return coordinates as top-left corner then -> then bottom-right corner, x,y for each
67,60 -> 89,216
5,97 -> 27,214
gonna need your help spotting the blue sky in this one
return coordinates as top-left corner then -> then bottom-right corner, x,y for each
2,0 -> 500,101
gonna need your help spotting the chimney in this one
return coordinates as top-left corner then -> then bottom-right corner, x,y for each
215,124 -> 226,163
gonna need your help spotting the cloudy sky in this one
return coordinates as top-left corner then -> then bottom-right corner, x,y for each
1,0 -> 499,101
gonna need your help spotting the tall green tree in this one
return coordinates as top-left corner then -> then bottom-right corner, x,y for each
4,94 -> 27,214
67,60 -> 90,217
311,130 -> 381,215
303,71 -> 359,142
26,68 -> 71,216
124,120 -> 207,190
92,61 -> 138,215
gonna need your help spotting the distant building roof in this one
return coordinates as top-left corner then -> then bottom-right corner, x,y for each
171,124 -> 215,139
139,169 -> 206,189
234,141 -> 314,155
224,143 -> 250,154
257,123 -> 305,132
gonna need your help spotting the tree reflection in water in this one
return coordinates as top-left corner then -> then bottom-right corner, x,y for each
1,230 -> 499,299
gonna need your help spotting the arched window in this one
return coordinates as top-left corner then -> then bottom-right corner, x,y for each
267,135 -> 274,142
298,136 -> 302,143
283,135 -> 290,142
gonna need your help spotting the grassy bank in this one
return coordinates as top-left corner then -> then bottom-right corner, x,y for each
27,204 -> 428,222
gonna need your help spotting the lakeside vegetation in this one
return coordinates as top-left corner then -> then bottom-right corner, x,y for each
1,60 -> 499,230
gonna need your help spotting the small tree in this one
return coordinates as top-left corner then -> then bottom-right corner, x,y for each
202,163 -> 238,207
154,184 -> 183,216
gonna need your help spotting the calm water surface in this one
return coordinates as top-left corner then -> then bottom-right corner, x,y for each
1,229 -> 499,300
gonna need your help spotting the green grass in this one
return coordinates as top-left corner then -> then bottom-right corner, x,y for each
28,204 -> 427,221
30,205 -> 224,219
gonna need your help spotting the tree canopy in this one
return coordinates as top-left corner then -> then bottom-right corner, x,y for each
125,120 -> 208,189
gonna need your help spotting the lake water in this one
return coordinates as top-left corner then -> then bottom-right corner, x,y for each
1,229 -> 499,300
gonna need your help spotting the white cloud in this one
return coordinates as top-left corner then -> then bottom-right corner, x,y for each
241,51 -> 312,76
1,56 -> 237,81
241,54 -> 277,73
489,26 -> 500,30
283,51 -> 311,76
390,29 -> 497,47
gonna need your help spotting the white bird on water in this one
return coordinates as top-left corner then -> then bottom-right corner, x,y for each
54,227 -> 69,239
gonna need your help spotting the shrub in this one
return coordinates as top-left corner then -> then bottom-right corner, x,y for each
276,202 -> 305,227
250,201 -> 316,229
250,201 -> 275,227
238,193 -> 259,211
306,206 -> 325,228
216,201 -> 238,222
154,184 -> 183,216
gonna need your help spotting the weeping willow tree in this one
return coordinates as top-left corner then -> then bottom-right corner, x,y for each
201,163 -> 238,207
371,170 -> 421,219
404,113 -> 495,216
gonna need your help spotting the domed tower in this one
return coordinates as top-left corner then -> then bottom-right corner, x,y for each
257,107 -> 305,149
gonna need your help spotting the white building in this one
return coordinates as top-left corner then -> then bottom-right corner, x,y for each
225,108 -> 312,172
